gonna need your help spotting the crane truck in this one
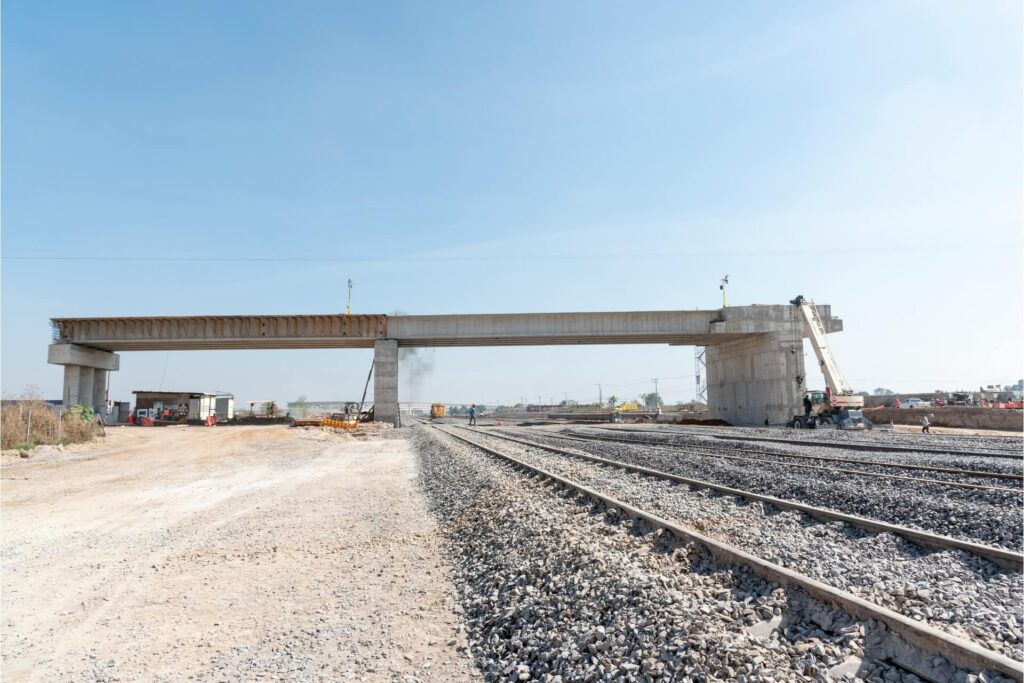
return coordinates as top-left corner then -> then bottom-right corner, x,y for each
787,296 -> 869,430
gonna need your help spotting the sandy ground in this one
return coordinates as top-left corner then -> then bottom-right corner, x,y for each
888,424 -> 1023,437
1,425 -> 473,682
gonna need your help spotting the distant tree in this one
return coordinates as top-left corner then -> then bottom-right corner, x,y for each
855,391 -> 870,397
638,392 -> 664,409
293,395 -> 308,418
872,388 -> 895,396
607,395 -> 618,408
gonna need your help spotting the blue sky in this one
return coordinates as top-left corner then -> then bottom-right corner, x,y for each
3,1 -> 1021,407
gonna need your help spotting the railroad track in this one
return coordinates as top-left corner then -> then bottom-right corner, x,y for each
532,430 -> 1021,494
707,433 -> 1023,460
469,427 -> 1022,568
546,431 -> 1023,485
429,424 -> 1024,681
594,426 -> 1023,459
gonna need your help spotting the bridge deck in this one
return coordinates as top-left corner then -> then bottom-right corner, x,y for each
50,306 -> 840,351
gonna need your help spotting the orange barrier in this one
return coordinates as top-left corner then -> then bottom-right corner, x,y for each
320,418 -> 359,430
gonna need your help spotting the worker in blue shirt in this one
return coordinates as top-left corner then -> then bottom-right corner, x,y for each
469,404 -> 477,426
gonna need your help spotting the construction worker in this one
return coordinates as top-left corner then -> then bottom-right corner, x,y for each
469,403 -> 477,426
803,395 -> 812,417
921,413 -> 931,434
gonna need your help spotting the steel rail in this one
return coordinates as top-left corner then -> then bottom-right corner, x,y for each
433,425 -> 1024,681
553,431 -> 1022,481
469,427 -> 1024,569
706,433 -> 1023,460
535,431 -> 1020,494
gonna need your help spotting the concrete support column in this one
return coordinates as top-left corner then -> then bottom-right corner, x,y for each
373,339 -> 399,426
63,365 -> 83,407
78,369 -> 95,410
706,305 -> 805,426
49,344 -> 119,414
93,370 -> 108,418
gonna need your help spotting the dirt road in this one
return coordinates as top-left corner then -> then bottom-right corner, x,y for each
1,426 -> 473,682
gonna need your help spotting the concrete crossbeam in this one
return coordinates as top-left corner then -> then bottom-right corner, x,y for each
48,344 -> 120,370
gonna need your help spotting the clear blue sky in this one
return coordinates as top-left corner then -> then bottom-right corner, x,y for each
3,1 -> 1021,407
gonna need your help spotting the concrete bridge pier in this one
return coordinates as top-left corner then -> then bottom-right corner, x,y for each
48,344 -> 119,417
706,305 -> 805,426
373,339 -> 400,426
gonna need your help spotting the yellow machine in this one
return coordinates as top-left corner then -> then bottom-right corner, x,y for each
617,401 -> 641,412
430,403 -> 446,419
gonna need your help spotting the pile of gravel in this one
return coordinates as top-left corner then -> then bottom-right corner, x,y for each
412,426 -> 1015,682
521,428 -> 1022,549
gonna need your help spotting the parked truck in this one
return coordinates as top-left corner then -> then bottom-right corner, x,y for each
788,296 -> 868,430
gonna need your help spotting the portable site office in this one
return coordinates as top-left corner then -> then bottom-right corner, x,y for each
132,391 -> 234,423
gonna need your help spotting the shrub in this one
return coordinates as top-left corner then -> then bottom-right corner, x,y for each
0,386 -> 98,450
64,405 -> 95,423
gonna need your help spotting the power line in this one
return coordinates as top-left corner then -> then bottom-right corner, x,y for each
1,243 -> 1014,264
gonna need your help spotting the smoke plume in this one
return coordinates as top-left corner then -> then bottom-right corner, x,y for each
393,310 -> 436,404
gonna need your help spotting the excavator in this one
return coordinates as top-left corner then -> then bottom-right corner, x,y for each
788,296 -> 869,430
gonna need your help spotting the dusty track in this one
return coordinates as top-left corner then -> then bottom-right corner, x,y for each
1,425 -> 472,682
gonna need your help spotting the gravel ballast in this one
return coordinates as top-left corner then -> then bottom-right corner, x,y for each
516,428 -> 1023,550
412,425 -> 1017,682
463,427 -> 1024,662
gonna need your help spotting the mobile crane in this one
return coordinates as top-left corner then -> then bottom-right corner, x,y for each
788,296 -> 868,429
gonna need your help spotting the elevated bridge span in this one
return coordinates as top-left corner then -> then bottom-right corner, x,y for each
49,304 -> 843,426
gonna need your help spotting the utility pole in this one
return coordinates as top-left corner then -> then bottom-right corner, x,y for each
651,378 -> 659,407
595,384 -> 602,407
719,275 -> 729,308
346,279 -> 353,316
695,347 -> 708,405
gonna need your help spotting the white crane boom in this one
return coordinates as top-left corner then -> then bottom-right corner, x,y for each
793,296 -> 853,396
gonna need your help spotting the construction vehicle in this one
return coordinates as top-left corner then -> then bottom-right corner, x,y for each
788,296 -> 867,429
430,403 -> 446,419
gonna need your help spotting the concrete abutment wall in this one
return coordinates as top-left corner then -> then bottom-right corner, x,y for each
707,306 -> 805,426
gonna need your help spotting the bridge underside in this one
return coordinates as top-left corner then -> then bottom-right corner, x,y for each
48,305 -> 841,426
